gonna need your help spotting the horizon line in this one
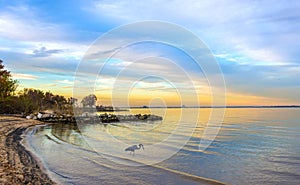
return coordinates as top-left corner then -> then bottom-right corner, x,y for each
118,105 -> 300,109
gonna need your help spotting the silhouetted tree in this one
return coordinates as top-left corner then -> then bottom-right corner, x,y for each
81,94 -> 97,107
52,95 -> 67,112
0,60 -> 80,115
44,91 -> 55,109
0,59 -> 18,99
68,97 -> 78,105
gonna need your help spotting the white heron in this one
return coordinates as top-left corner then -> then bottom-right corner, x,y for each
125,144 -> 144,155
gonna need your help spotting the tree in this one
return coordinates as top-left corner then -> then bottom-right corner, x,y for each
52,95 -> 67,112
18,88 -> 45,113
44,91 -> 55,109
17,88 -> 70,114
0,59 -> 18,99
81,94 -> 97,107
68,97 -> 78,106
0,59 -> 75,114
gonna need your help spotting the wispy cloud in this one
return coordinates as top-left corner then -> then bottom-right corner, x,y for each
32,46 -> 63,57
44,83 -> 57,87
11,73 -> 38,80
56,79 -> 74,85
86,0 -> 300,65
62,85 -> 73,89
1,0 -> 300,105
0,6 -> 66,42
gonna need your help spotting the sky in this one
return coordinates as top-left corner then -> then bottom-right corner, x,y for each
0,0 -> 300,106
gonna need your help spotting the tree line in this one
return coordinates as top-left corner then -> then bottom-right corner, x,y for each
0,59 -> 98,115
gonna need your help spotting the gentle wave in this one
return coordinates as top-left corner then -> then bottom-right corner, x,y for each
43,131 -> 227,185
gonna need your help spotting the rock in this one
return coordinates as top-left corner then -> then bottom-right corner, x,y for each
37,113 -> 43,119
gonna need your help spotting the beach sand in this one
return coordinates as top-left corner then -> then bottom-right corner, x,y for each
0,116 -> 55,185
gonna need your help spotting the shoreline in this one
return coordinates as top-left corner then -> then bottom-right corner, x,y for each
0,116 -> 56,184
0,115 -> 226,185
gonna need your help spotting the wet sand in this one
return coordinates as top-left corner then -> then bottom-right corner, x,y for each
0,116 -> 55,185
0,115 -> 226,185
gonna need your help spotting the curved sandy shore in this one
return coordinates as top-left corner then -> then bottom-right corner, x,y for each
0,115 -> 227,185
0,116 -> 56,185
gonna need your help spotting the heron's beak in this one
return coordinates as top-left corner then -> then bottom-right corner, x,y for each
142,145 -> 144,150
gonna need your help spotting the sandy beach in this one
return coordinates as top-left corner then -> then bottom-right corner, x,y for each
0,116 -> 55,185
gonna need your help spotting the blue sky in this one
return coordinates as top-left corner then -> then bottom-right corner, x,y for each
0,0 -> 300,105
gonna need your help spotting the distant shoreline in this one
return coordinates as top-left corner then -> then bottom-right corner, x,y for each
128,105 -> 300,109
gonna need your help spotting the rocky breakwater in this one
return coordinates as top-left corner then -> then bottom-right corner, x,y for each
99,113 -> 163,123
25,112 -> 163,124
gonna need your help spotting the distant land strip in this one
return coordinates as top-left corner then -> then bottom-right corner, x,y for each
128,105 -> 300,109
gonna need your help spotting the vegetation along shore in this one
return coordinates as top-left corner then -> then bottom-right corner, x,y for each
0,59 -> 162,184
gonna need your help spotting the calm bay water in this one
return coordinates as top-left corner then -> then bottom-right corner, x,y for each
24,108 -> 300,185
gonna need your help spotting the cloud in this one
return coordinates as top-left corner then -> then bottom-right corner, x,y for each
11,73 -> 38,80
32,46 -> 63,57
86,0 -> 300,66
0,11 -> 65,42
108,60 -> 132,67
62,85 -> 73,88
44,83 -> 57,87
56,79 -> 74,85
214,53 -> 239,63
1,1 -> 300,105
0,4 -> 89,59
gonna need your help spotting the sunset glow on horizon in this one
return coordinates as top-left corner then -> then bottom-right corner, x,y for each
1,1 -> 300,106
